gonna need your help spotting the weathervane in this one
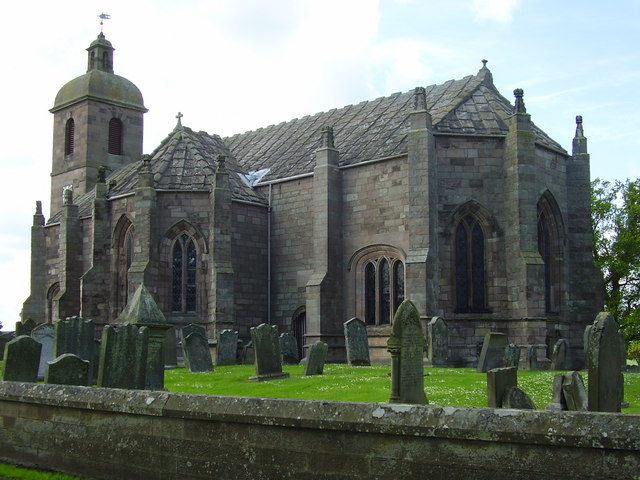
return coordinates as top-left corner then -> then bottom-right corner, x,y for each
98,13 -> 110,33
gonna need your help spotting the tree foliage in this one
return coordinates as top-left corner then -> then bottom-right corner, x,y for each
592,178 -> 640,340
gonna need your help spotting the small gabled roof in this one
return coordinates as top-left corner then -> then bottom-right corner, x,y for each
224,64 -> 565,183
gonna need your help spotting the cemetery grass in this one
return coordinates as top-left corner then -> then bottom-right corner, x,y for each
0,461 -> 88,480
0,361 -> 638,412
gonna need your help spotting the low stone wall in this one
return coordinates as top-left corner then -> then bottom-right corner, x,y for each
0,382 -> 638,479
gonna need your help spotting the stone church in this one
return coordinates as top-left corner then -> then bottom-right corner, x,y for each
22,31 -> 602,366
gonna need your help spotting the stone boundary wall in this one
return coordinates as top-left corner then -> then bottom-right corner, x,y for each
0,382 -> 638,479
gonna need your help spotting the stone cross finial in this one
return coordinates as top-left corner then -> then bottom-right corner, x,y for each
575,115 -> 584,137
482,59 -> 488,68
513,88 -> 526,113
176,112 -> 183,128
321,126 -> 335,149
414,87 -> 427,111
35,200 -> 42,215
62,186 -> 73,205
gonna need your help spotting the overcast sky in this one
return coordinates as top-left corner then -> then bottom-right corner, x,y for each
1,0 -> 638,331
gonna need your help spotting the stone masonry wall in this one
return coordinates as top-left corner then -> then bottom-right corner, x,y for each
0,382 -> 638,480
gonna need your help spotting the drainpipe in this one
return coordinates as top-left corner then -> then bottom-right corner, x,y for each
267,183 -> 272,324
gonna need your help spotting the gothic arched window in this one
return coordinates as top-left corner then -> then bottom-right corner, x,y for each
364,257 -> 405,325
65,118 -> 75,156
172,234 -> 197,313
537,196 -> 563,314
455,215 -> 487,312
108,118 -> 123,155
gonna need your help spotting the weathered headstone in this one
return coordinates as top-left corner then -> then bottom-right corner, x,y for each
183,332 -> 214,373
343,317 -> 370,366
163,326 -> 178,367
502,386 -> 536,409
54,316 -> 96,384
97,324 -> 149,389
550,338 -> 568,370
583,324 -> 593,360
45,353 -> 89,386
117,284 -> 171,390
546,373 -> 568,411
181,323 -> 206,345
387,300 -> 427,404
2,335 -> 42,382
477,332 -> 507,372
503,343 -> 520,369
525,345 -> 538,370
427,316 -> 448,366
304,341 -> 328,376
217,330 -> 239,366
588,312 -> 623,412
31,323 -> 55,380
487,366 -> 517,408
16,318 -> 37,336
562,371 -> 588,411
279,332 -> 299,365
0,332 -> 14,359
249,323 -> 290,382
242,341 -> 255,365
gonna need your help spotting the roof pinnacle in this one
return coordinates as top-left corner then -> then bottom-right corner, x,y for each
513,88 -> 526,114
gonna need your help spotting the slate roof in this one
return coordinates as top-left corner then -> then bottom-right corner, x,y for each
47,65 -> 566,224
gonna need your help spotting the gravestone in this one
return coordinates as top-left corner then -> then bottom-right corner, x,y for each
181,323 -> 206,345
502,386 -> 536,409
117,284 -> 171,390
503,343 -> 520,368
0,332 -> 14,359
304,341 -> 328,376
2,335 -> 42,382
242,341 -> 255,364
97,324 -> 149,389
183,332 -> 214,373
343,317 -> 370,366
525,345 -> 538,370
477,332 -> 507,372
249,323 -> 289,382
550,339 -> 568,370
31,323 -> 55,380
164,327 -> 178,367
387,300 -> 427,404
562,371 -> 588,411
16,318 -> 37,336
583,324 -> 593,360
427,317 -> 448,366
54,316 -> 96,384
486,366 -> 517,408
546,373 -> 568,410
217,330 -> 238,366
45,353 -> 89,386
588,312 -> 623,412
279,332 -> 299,365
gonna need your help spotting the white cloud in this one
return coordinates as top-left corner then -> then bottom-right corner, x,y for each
472,0 -> 521,23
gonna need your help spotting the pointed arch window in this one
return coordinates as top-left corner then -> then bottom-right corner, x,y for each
115,223 -> 134,314
455,215 -> 487,313
537,203 -> 562,314
65,118 -> 75,156
364,257 -> 405,325
108,118 -> 123,155
172,234 -> 197,313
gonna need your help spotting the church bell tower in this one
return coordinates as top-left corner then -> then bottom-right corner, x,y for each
49,30 -> 147,214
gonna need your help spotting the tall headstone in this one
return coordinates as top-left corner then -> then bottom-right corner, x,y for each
249,323 -> 290,382
31,323 -> 55,380
588,312 -> 623,412
503,343 -> 520,368
117,284 -> 171,390
550,338 -> 568,370
562,371 -> 588,411
583,324 -> 593,359
2,335 -> 42,382
427,317 -> 448,366
54,316 -> 96,384
477,332 -> 507,372
304,341 -> 328,376
486,366 -> 517,408
343,317 -> 370,366
45,353 -> 89,386
183,332 -> 214,373
97,324 -> 149,389
15,318 -> 37,336
217,330 -> 238,366
387,300 -> 427,404
525,345 -> 538,370
279,332 -> 300,365
163,326 -> 178,368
